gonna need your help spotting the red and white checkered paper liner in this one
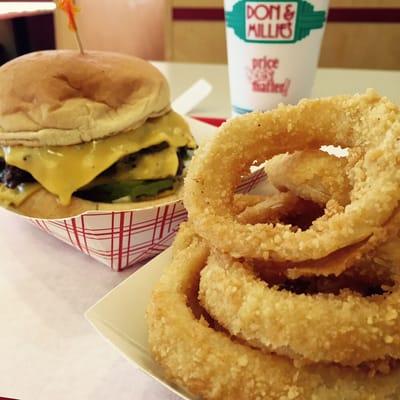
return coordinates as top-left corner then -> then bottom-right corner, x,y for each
28,169 -> 266,271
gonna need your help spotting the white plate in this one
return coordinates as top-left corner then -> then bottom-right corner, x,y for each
86,246 -> 192,400
86,116 -> 217,399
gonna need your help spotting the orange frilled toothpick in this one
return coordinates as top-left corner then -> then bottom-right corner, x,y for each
56,0 -> 84,55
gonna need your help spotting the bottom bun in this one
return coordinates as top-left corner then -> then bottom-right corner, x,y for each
9,187 -> 181,219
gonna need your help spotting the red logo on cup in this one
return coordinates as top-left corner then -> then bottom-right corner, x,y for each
247,56 -> 291,96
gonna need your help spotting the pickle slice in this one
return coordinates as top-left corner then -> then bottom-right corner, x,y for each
76,178 -> 175,203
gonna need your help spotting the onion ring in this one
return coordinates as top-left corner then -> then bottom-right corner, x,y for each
184,91 -> 400,262
244,166 -> 400,278
232,193 -> 270,213
263,239 -> 370,279
236,192 -> 304,224
213,188 -> 385,278
258,206 -> 400,279
265,150 -> 350,206
199,250 -> 400,366
264,150 -> 400,276
147,228 -> 400,399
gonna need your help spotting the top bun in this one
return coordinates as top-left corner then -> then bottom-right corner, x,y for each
0,50 -> 170,147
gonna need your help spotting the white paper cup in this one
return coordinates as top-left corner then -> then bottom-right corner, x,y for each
224,0 -> 329,114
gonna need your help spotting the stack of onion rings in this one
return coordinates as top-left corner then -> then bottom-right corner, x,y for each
147,91 -> 400,399
148,227 -> 400,399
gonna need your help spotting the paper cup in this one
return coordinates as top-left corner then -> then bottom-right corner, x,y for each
224,0 -> 329,114
3,118 -> 266,271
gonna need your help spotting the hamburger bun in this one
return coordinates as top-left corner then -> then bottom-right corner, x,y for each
0,50 -> 170,146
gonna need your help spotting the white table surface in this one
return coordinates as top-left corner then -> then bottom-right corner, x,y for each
1,62 -> 399,400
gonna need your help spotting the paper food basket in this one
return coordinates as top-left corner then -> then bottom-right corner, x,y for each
5,117 -> 265,271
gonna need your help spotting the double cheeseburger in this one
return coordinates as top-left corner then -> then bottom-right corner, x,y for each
0,50 -> 196,218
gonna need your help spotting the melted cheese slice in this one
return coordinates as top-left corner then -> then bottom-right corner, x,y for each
0,183 -> 41,207
1,112 -> 194,205
122,147 -> 178,180
88,147 -> 179,189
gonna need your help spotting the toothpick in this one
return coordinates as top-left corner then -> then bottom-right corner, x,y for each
74,28 -> 84,55
56,0 -> 85,55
